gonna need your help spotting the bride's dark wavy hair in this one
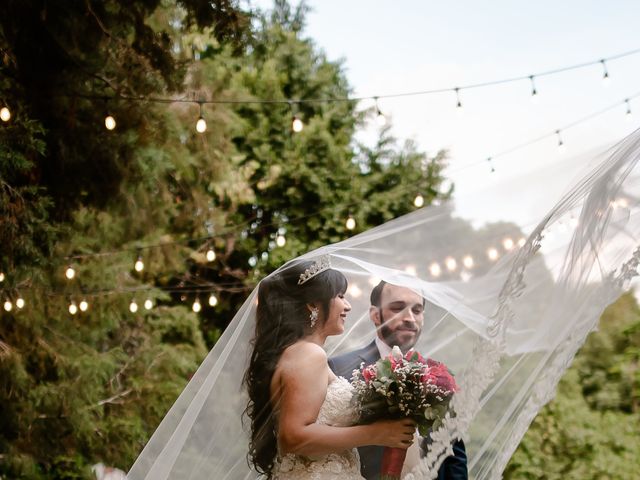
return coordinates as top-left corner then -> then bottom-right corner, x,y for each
243,259 -> 347,477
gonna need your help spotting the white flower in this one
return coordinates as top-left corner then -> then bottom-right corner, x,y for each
391,345 -> 403,361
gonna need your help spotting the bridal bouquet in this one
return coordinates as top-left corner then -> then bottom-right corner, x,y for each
351,346 -> 459,480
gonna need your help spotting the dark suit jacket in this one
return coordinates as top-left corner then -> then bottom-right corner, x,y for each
328,341 -> 468,480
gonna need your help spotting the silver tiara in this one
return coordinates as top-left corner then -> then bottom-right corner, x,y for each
298,255 -> 332,285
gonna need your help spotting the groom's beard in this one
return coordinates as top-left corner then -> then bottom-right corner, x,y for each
378,310 -> 421,353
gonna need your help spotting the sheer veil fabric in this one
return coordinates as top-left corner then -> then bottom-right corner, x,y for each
127,128 -> 640,479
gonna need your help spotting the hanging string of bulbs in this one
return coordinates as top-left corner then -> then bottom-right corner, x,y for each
2,48 -> 640,315
2,47 -> 638,133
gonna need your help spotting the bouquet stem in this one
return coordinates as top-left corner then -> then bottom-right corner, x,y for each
380,446 -> 407,479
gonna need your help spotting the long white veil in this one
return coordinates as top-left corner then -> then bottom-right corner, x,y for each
127,128 -> 640,479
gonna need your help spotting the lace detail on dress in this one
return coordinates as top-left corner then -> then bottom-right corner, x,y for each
273,377 -> 364,479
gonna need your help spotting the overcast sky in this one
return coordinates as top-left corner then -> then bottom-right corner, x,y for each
252,0 -> 640,230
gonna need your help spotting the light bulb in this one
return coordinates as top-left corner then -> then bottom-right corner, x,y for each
445,257 -> 457,271
104,114 -> 116,130
348,284 -> 362,298
196,116 -> 207,133
69,302 -> 78,315
558,142 -> 566,154
413,194 -> 424,208
16,297 -> 25,309
292,116 -> 304,133
144,299 -> 153,310
346,216 -> 356,230
487,248 -> 499,261
429,263 -> 441,277
503,238 -> 514,250
192,298 -> 201,313
129,300 -> 138,313
601,60 -> 610,87
529,76 -> 539,104
617,198 -> 629,208
276,235 -> 286,247
4,300 -> 12,312
376,111 -> 386,126
206,249 -> 216,262
79,299 -> 88,312
518,237 -> 526,247
134,257 -> 144,272
65,266 -> 76,280
463,255 -> 474,269
0,272 -> 4,282
0,106 -> 10,122
404,265 -> 417,276
208,293 -> 218,307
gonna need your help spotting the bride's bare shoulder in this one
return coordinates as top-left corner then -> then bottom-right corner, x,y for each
279,341 -> 327,371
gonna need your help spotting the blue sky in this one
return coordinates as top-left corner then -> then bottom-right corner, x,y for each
253,0 -> 640,226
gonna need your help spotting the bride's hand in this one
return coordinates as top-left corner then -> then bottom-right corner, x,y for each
370,418 -> 416,449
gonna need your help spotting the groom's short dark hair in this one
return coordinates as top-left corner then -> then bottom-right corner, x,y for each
370,280 -> 426,308
370,280 -> 387,307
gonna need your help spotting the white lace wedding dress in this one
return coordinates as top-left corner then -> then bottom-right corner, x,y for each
272,376 -> 365,479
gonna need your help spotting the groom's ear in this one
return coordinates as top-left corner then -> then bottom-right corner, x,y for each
369,305 -> 381,327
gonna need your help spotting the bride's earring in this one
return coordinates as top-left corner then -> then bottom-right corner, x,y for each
309,307 -> 319,328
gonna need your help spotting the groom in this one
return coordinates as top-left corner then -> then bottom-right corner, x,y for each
328,281 -> 468,480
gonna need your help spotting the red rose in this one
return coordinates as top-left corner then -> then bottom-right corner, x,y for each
404,349 -> 427,364
430,364 -> 459,393
363,364 -> 377,383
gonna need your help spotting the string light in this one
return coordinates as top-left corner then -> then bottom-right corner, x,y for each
134,254 -> 144,272
65,265 -> 76,280
529,75 -> 539,103
626,99 -> 633,120
445,257 -> 457,271
206,248 -> 216,262
518,237 -> 526,247
0,272 -> 4,282
555,130 -> 566,153
292,115 -> 304,133
68,301 -> 78,315
600,59 -> 610,86
487,157 -> 495,174
463,255 -> 474,269
405,265 -> 417,276
208,293 -> 218,307
454,87 -> 463,111
487,248 -> 499,261
348,284 -> 362,298
276,234 -> 286,247
104,113 -> 116,130
429,262 -> 441,277
503,237 -> 514,250
413,193 -> 425,208
196,102 -> 207,133
460,271 -> 471,283
129,299 -> 138,313
4,300 -> 12,311
0,106 -> 10,122
144,298 -> 153,310
79,299 -> 89,311
15,297 -> 25,309
346,214 -> 356,230
192,297 -> 201,313
374,97 -> 386,126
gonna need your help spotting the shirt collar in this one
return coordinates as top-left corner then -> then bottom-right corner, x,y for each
375,336 -> 392,359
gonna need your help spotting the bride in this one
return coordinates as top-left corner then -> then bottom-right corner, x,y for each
243,257 -> 415,479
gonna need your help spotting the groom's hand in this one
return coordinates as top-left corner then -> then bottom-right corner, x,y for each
371,418 -> 416,449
